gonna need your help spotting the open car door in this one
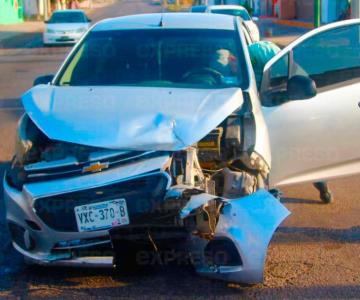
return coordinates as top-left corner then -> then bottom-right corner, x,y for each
260,19 -> 360,187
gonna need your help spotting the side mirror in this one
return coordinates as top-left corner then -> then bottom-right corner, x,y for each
87,18 -> 92,23
33,74 -> 54,86
44,20 -> 49,24
287,75 -> 317,100
252,16 -> 259,22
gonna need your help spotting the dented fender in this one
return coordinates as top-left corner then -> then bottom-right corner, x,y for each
181,189 -> 290,284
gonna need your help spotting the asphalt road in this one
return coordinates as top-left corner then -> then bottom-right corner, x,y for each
0,1 -> 359,298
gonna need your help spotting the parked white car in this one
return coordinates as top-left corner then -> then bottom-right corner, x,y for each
4,13 -> 360,284
43,9 -> 91,46
206,5 -> 260,41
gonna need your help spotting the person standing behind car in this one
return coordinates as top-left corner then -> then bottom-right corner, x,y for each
248,40 -> 281,89
248,40 -> 334,204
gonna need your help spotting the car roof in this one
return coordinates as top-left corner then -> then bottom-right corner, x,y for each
93,13 -> 236,31
208,5 -> 247,11
191,5 -> 207,9
52,9 -> 86,14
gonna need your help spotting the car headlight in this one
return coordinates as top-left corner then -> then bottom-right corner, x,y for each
46,28 -> 55,34
76,27 -> 87,33
7,115 -> 33,189
15,114 -> 33,164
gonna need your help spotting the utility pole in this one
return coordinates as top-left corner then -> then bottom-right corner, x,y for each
44,0 -> 48,20
314,0 -> 321,27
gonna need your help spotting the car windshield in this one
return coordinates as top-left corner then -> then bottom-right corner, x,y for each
57,29 -> 248,89
210,9 -> 251,21
48,11 -> 86,23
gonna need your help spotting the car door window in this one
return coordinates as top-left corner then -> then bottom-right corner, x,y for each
261,53 -> 289,106
292,24 -> 360,91
262,23 -> 360,107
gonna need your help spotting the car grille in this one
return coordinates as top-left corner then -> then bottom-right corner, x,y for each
25,151 -> 164,184
33,172 -> 170,232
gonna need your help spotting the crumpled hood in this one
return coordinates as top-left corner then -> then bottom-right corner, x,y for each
22,86 -> 243,151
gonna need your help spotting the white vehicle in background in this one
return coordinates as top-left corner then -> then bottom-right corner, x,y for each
206,5 -> 260,41
189,5 -> 207,13
43,10 -> 91,46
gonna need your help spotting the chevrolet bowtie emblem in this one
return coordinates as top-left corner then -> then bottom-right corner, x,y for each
82,161 -> 109,173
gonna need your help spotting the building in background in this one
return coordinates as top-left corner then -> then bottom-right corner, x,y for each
197,0 -> 353,22
23,0 -> 39,19
20,0 -> 80,21
258,0 -> 351,23
0,0 -> 24,24
321,0 -> 351,23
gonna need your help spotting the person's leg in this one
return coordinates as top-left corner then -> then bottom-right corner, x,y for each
313,181 -> 333,203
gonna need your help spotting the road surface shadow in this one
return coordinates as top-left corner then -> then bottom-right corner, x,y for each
274,225 -> 360,243
0,32 -> 43,49
0,98 -> 22,110
281,197 -> 322,205
2,263 -> 360,298
2,264 -> 241,297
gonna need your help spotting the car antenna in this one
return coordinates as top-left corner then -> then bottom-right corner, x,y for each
159,1 -> 165,27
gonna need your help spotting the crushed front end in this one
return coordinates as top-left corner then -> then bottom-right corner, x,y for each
4,102 -> 289,283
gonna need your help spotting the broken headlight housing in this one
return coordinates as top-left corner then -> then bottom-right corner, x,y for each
15,114 -> 35,165
7,114 -> 46,189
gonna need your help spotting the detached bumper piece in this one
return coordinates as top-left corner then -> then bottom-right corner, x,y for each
184,189 -> 290,284
110,189 -> 289,284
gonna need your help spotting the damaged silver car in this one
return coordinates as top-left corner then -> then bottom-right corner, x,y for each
6,13 -> 359,283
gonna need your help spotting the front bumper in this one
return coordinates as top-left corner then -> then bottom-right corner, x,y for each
13,242 -> 113,267
43,32 -> 84,45
3,155 -> 170,267
4,154 -> 290,283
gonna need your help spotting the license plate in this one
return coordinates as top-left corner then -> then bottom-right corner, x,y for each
74,199 -> 129,232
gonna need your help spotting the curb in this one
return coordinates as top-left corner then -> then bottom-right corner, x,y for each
264,36 -> 299,48
274,19 -> 314,29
